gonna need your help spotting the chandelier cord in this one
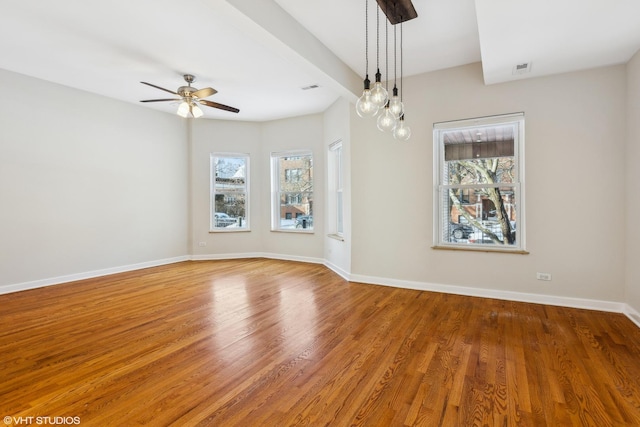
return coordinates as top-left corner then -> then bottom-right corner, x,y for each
376,6 -> 380,71
393,24 -> 397,88
376,5 -> 380,70
365,0 -> 369,76
385,20 -> 389,91
400,21 -> 404,102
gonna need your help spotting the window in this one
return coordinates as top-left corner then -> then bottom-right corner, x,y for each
328,140 -> 344,236
285,168 -> 303,183
433,113 -> 525,251
210,153 -> 249,231
271,150 -> 314,231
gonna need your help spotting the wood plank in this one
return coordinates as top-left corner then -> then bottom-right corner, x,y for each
1,259 -> 640,426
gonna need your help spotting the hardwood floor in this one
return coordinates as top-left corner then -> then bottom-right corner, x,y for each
1,259 -> 640,426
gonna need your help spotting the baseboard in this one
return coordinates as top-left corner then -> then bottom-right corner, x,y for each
0,253 -> 323,296
191,252 -> 325,265
0,255 -> 190,295
192,252 -> 351,281
260,252 -> 325,265
624,304 -> 640,328
323,260 -> 351,281
3,254 -> 638,330
349,273 -> 626,314
190,252 -> 265,261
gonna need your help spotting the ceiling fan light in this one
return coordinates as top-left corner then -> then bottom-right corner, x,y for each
191,104 -> 204,118
177,101 -> 190,118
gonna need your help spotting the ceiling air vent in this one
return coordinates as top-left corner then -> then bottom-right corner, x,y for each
512,62 -> 532,75
301,84 -> 320,90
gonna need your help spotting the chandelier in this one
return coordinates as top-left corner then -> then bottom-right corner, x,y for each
356,0 -> 417,141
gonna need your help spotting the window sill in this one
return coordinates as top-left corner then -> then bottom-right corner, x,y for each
432,245 -> 529,255
327,234 -> 345,241
271,229 -> 315,234
209,228 -> 251,233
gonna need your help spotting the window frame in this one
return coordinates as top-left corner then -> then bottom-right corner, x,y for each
210,152 -> 250,232
328,140 -> 344,238
433,113 -> 526,253
270,150 -> 314,233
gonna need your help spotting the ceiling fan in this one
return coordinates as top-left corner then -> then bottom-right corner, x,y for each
140,74 -> 240,118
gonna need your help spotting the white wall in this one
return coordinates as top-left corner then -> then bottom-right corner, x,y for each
627,50 -> 640,316
190,113 -> 325,262
190,119 -> 263,257
323,98 -> 352,277
350,63 -> 628,303
3,60 -> 637,314
0,69 -> 189,291
260,114 -> 325,260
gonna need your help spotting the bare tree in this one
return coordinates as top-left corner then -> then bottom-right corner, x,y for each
214,158 -> 247,218
448,158 -> 515,244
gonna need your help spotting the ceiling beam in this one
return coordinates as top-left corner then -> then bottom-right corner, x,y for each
219,0 -> 361,101
376,0 -> 418,25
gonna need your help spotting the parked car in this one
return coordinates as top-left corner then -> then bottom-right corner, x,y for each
467,232 -> 497,244
295,215 -> 313,229
214,212 -> 237,227
467,229 -> 507,244
451,223 -> 474,240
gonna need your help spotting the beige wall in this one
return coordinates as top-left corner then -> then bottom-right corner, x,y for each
0,69 -> 189,290
190,114 -> 325,261
323,98 -> 352,276
261,115 -> 325,259
351,63 -> 628,302
2,59 -> 637,313
627,50 -> 640,315
190,119 -> 263,257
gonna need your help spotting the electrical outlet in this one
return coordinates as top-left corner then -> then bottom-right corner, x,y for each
536,272 -> 552,281
198,242 -> 207,247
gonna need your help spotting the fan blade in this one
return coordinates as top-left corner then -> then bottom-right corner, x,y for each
140,81 -> 178,95
192,87 -> 217,98
140,98 -> 180,103
199,99 -> 240,113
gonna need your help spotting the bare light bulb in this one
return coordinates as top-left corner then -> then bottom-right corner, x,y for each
355,75 -> 379,118
393,115 -> 411,141
388,86 -> 404,119
376,104 -> 397,132
369,69 -> 388,108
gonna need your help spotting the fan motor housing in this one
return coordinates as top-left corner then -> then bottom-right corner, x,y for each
177,86 -> 196,97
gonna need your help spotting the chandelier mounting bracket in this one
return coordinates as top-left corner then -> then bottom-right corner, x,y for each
376,0 -> 418,25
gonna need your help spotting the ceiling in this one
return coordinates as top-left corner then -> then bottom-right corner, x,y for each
1,0 -> 639,122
